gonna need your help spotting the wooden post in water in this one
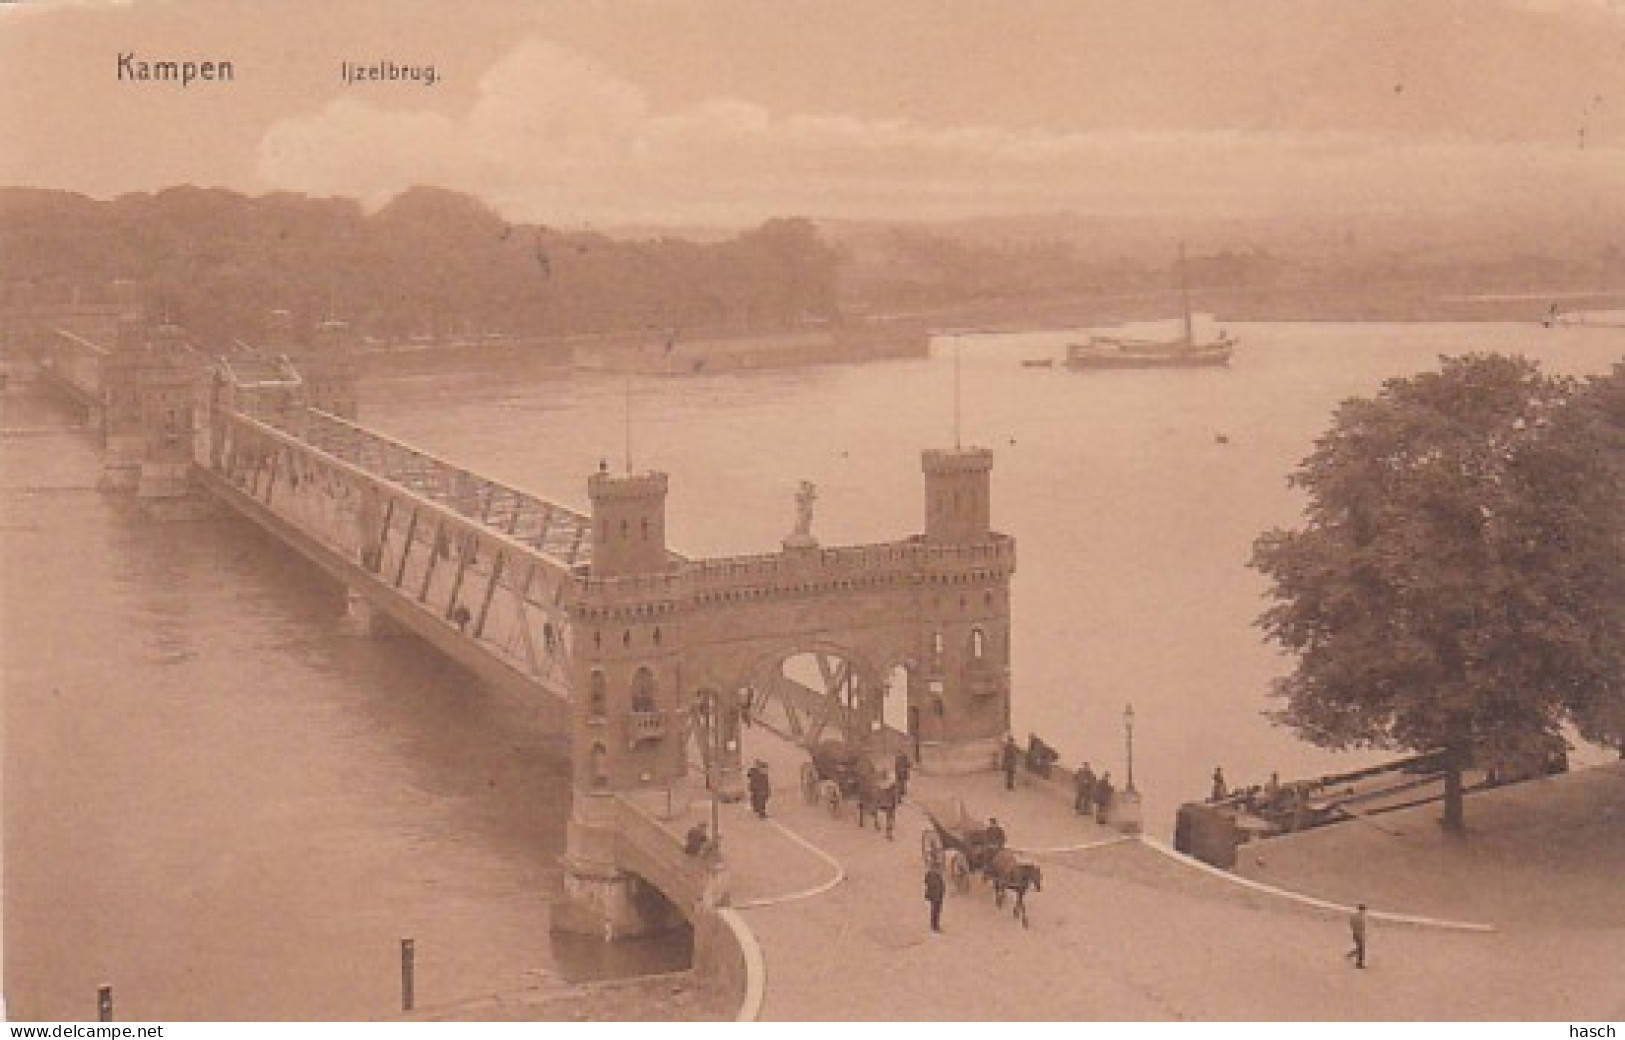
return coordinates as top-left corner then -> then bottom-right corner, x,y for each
400,938 -> 415,1013
97,984 -> 113,1022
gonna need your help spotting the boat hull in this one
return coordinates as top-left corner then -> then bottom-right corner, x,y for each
1065,340 -> 1233,370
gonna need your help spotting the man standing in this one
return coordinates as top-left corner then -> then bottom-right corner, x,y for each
893,748 -> 912,799
747,760 -> 771,819
984,816 -> 1007,851
924,864 -> 946,933
1074,762 -> 1097,815
1347,903 -> 1368,968
684,822 -> 710,857
1000,734 -> 1020,790
1094,771 -> 1115,825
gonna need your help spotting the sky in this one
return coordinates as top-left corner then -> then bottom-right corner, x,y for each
3,0 -> 1624,227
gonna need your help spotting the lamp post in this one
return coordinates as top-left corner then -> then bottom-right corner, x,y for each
1119,703 -> 1142,835
1123,703 -> 1136,793
706,689 -> 722,857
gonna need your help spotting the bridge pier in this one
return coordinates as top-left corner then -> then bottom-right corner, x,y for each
555,795 -> 691,939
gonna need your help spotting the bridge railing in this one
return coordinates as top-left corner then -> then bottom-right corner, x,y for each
209,408 -> 584,699
287,409 -> 601,570
573,535 -> 1016,607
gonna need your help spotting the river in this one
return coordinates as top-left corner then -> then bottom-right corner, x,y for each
3,320 -> 1619,1019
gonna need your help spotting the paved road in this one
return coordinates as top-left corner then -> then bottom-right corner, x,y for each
711,728 -> 1624,1021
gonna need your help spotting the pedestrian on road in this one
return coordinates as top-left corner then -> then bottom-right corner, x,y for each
924,864 -> 946,932
747,760 -> 771,819
1094,771 -> 1115,825
1000,734 -> 1020,790
1073,762 -> 1097,815
1210,766 -> 1228,802
894,749 -> 912,799
1347,903 -> 1368,968
684,822 -> 710,857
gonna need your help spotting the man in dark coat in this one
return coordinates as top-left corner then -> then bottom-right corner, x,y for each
984,817 -> 1007,851
747,761 -> 771,819
1074,762 -> 1097,815
924,864 -> 946,932
893,749 -> 913,799
684,822 -> 710,856
1347,903 -> 1368,968
1000,734 -> 1020,790
1094,771 -> 1115,825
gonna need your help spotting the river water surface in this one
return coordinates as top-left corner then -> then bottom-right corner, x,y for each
4,321 -> 1620,1019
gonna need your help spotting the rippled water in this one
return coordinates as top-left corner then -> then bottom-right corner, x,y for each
3,321 -> 1619,1020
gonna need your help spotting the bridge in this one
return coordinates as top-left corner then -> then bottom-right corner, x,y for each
24,312 -> 1018,983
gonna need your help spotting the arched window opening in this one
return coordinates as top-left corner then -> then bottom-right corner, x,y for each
588,670 -> 607,718
631,667 -> 657,713
970,627 -> 986,659
590,743 -> 610,788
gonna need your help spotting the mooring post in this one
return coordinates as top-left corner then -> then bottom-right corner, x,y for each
97,984 -> 113,1022
400,938 -> 415,1012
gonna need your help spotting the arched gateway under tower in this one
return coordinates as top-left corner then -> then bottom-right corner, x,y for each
559,446 -> 1016,935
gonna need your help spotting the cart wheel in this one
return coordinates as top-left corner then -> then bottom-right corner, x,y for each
921,828 -> 943,870
948,851 -> 972,894
822,780 -> 843,818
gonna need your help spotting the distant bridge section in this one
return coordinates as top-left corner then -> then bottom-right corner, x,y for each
36,329 -> 109,416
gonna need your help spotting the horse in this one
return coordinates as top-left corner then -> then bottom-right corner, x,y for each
855,774 -> 899,839
983,849 -> 1043,927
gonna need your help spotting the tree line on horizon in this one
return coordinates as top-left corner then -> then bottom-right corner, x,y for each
0,185 -> 842,349
10,184 -> 1621,353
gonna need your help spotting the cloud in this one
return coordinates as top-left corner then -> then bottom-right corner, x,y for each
257,36 -> 1625,225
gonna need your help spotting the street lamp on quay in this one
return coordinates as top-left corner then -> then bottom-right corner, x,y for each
1123,703 -> 1136,794
1118,702 -> 1142,835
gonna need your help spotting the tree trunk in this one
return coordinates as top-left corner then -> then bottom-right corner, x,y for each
1441,747 -> 1466,836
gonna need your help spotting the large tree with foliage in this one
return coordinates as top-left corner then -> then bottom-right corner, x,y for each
1251,353 -> 1624,834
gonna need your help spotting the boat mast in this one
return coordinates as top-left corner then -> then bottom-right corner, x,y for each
1178,241 -> 1193,346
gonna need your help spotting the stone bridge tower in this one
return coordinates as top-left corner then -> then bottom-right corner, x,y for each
99,318 -> 197,497
558,468 -> 691,936
913,446 -> 1012,772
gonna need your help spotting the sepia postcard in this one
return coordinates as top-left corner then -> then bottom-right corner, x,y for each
2,0 -> 1622,1026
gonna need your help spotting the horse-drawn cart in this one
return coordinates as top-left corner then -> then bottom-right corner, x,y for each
920,800 -> 1043,926
800,739 -> 899,833
800,739 -> 874,814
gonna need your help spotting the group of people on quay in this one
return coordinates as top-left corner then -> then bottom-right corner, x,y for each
1001,731 -> 1122,825
1071,762 -> 1117,824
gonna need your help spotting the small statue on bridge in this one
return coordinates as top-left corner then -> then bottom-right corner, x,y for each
784,479 -> 819,549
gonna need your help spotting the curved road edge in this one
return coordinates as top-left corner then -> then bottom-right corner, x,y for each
1135,835 -> 1496,932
